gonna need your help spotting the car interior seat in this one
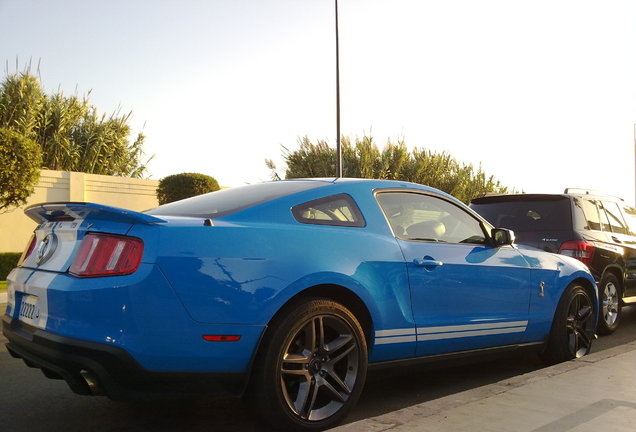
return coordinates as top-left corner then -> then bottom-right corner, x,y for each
406,220 -> 446,240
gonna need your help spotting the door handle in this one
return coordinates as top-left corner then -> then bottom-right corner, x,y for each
612,236 -> 622,244
414,258 -> 443,268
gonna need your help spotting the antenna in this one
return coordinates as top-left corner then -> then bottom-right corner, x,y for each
335,0 -> 342,178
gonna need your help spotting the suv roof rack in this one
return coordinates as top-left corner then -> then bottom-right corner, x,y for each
563,188 -> 624,201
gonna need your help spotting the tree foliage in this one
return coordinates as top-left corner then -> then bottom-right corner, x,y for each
277,136 -> 509,204
0,71 -> 150,178
156,172 -> 220,205
0,127 -> 42,212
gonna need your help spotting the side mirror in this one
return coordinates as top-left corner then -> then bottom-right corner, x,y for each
492,228 -> 515,246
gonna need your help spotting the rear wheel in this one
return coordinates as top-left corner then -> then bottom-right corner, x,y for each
597,273 -> 621,335
247,299 -> 367,431
542,284 -> 596,364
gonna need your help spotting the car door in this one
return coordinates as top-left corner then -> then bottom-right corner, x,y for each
376,190 -> 534,357
604,201 -> 636,298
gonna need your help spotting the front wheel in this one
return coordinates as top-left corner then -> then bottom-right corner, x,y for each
247,299 -> 368,431
542,284 -> 596,364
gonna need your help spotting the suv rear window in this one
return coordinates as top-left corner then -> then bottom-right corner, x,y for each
147,180 -> 328,218
470,197 -> 571,231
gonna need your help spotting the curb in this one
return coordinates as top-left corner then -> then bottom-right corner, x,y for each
333,341 -> 636,431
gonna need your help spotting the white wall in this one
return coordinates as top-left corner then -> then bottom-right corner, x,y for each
0,170 -> 158,252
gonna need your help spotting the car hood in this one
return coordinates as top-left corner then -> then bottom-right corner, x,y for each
514,244 -> 591,274
513,242 -> 544,253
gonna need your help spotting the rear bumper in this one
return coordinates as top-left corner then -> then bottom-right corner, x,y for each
2,315 -> 247,399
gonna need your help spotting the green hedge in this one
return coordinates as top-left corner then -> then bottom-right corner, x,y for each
0,252 -> 21,280
156,172 -> 220,205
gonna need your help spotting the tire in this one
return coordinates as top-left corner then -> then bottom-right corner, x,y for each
247,298 -> 368,431
597,273 -> 621,335
542,284 -> 596,364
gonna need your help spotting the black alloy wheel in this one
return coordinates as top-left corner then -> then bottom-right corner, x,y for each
542,284 -> 596,364
248,299 -> 367,431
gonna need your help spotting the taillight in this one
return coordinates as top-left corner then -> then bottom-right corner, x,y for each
558,240 -> 595,267
17,234 -> 37,266
69,233 -> 143,277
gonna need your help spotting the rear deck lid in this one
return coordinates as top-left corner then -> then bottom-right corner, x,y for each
20,202 -> 165,273
25,202 -> 166,225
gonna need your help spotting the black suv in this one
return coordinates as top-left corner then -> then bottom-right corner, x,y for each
470,189 -> 636,335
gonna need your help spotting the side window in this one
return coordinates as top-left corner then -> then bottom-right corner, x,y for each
596,202 -> 611,232
572,198 -> 590,231
580,199 -> 602,231
292,194 -> 365,227
621,205 -> 636,236
601,201 -> 629,235
376,192 -> 486,244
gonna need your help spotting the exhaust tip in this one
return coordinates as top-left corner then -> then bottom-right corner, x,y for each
80,369 -> 105,395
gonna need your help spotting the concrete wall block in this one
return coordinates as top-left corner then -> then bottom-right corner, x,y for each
0,170 -> 159,253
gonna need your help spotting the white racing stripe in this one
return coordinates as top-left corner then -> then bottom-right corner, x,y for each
375,328 -> 415,337
18,270 -> 55,329
22,219 -> 85,272
375,335 -> 417,345
417,326 -> 527,341
375,320 -> 528,346
374,328 -> 417,345
417,321 -> 528,335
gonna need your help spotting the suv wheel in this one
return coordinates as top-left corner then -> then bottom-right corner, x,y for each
598,273 -> 621,335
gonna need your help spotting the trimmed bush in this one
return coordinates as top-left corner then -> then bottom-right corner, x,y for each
156,172 -> 220,205
0,252 -> 21,280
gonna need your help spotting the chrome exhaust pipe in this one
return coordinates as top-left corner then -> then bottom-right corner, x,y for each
80,369 -> 105,395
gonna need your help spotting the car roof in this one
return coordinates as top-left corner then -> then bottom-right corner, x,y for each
471,194 -> 570,204
147,178 -> 459,221
471,191 -> 625,204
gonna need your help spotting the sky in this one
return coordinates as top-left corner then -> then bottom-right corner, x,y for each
1,0 -> 636,203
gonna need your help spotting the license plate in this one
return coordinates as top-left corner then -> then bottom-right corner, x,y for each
19,294 -> 41,326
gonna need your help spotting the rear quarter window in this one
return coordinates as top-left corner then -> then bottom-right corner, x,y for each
292,194 -> 365,227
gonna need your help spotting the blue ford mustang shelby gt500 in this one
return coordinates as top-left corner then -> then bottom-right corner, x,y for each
3,178 -> 597,430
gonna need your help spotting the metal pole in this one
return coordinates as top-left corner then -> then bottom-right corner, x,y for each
335,0 -> 342,178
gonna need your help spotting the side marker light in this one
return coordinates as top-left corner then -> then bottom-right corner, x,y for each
202,335 -> 241,342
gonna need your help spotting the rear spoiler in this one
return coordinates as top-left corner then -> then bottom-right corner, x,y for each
25,202 -> 167,225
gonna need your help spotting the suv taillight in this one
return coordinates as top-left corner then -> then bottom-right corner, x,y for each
558,240 -> 595,267
17,234 -> 37,266
69,233 -> 143,277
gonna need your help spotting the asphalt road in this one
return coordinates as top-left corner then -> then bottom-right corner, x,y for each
2,304 -> 635,432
